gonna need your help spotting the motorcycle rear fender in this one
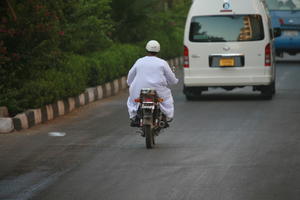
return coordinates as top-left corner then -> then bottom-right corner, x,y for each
142,113 -> 153,125
143,118 -> 153,125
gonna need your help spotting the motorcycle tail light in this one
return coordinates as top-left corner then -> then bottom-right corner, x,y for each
143,98 -> 153,102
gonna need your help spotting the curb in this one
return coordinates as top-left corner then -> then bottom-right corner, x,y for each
0,57 -> 182,133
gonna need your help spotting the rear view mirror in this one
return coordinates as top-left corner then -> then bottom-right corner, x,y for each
273,28 -> 281,38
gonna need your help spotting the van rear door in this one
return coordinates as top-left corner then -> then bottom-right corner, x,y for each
187,15 -> 267,79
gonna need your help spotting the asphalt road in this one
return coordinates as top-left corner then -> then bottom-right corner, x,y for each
0,59 -> 300,200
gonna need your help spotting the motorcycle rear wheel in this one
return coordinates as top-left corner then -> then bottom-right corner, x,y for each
144,125 -> 155,149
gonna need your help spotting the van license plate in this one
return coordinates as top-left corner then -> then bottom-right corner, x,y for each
284,30 -> 298,37
219,58 -> 235,67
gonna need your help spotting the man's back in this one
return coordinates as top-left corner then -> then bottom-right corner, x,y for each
132,56 -> 169,89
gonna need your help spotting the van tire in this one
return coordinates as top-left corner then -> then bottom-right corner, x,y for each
260,82 -> 275,99
261,91 -> 272,99
184,86 -> 205,100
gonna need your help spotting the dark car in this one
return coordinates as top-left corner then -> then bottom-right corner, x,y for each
264,0 -> 300,56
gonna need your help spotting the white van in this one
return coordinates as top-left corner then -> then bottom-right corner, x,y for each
183,0 -> 281,99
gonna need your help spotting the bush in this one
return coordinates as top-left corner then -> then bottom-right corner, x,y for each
137,0 -> 190,59
86,44 -> 143,86
60,0 -> 113,54
148,29 -> 183,59
0,0 -> 191,116
111,0 -> 158,43
1,53 -> 89,116
0,44 -> 144,116
0,0 -> 64,83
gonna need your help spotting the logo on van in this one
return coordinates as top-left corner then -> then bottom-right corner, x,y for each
223,46 -> 230,51
223,3 -> 230,9
221,0 -> 232,12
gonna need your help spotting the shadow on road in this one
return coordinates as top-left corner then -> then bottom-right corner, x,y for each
186,93 -> 272,101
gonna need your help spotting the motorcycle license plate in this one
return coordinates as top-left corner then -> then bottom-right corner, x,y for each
219,58 -> 235,67
142,103 -> 154,109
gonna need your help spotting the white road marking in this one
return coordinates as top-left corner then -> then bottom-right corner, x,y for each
48,132 -> 66,137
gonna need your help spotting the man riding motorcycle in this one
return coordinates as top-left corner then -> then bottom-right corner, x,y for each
127,40 -> 179,127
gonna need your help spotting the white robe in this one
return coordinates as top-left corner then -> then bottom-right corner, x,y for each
127,56 -> 178,119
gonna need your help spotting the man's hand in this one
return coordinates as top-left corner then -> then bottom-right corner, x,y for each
172,66 -> 176,73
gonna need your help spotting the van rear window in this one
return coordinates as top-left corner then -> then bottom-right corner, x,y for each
189,15 -> 265,42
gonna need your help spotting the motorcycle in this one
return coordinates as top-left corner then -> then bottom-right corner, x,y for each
134,88 -> 169,149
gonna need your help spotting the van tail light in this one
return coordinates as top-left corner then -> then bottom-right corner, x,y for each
184,46 -> 189,68
265,43 -> 271,67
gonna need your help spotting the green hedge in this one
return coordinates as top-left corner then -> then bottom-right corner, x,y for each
1,38 -> 182,116
149,29 -> 184,59
0,0 -> 190,116
1,39 -> 182,116
87,44 -> 143,86
1,54 -> 88,115
1,44 -> 145,116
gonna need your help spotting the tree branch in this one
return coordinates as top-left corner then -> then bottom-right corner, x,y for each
6,0 -> 17,21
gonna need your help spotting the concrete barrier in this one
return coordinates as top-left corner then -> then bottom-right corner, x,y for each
113,79 -> 119,95
0,107 -> 9,117
13,113 -> 28,130
0,118 -> 14,133
96,86 -> 104,100
121,77 -> 127,90
31,109 -> 42,125
57,100 -> 65,116
68,97 -> 76,112
86,88 -> 96,103
105,83 -> 112,97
